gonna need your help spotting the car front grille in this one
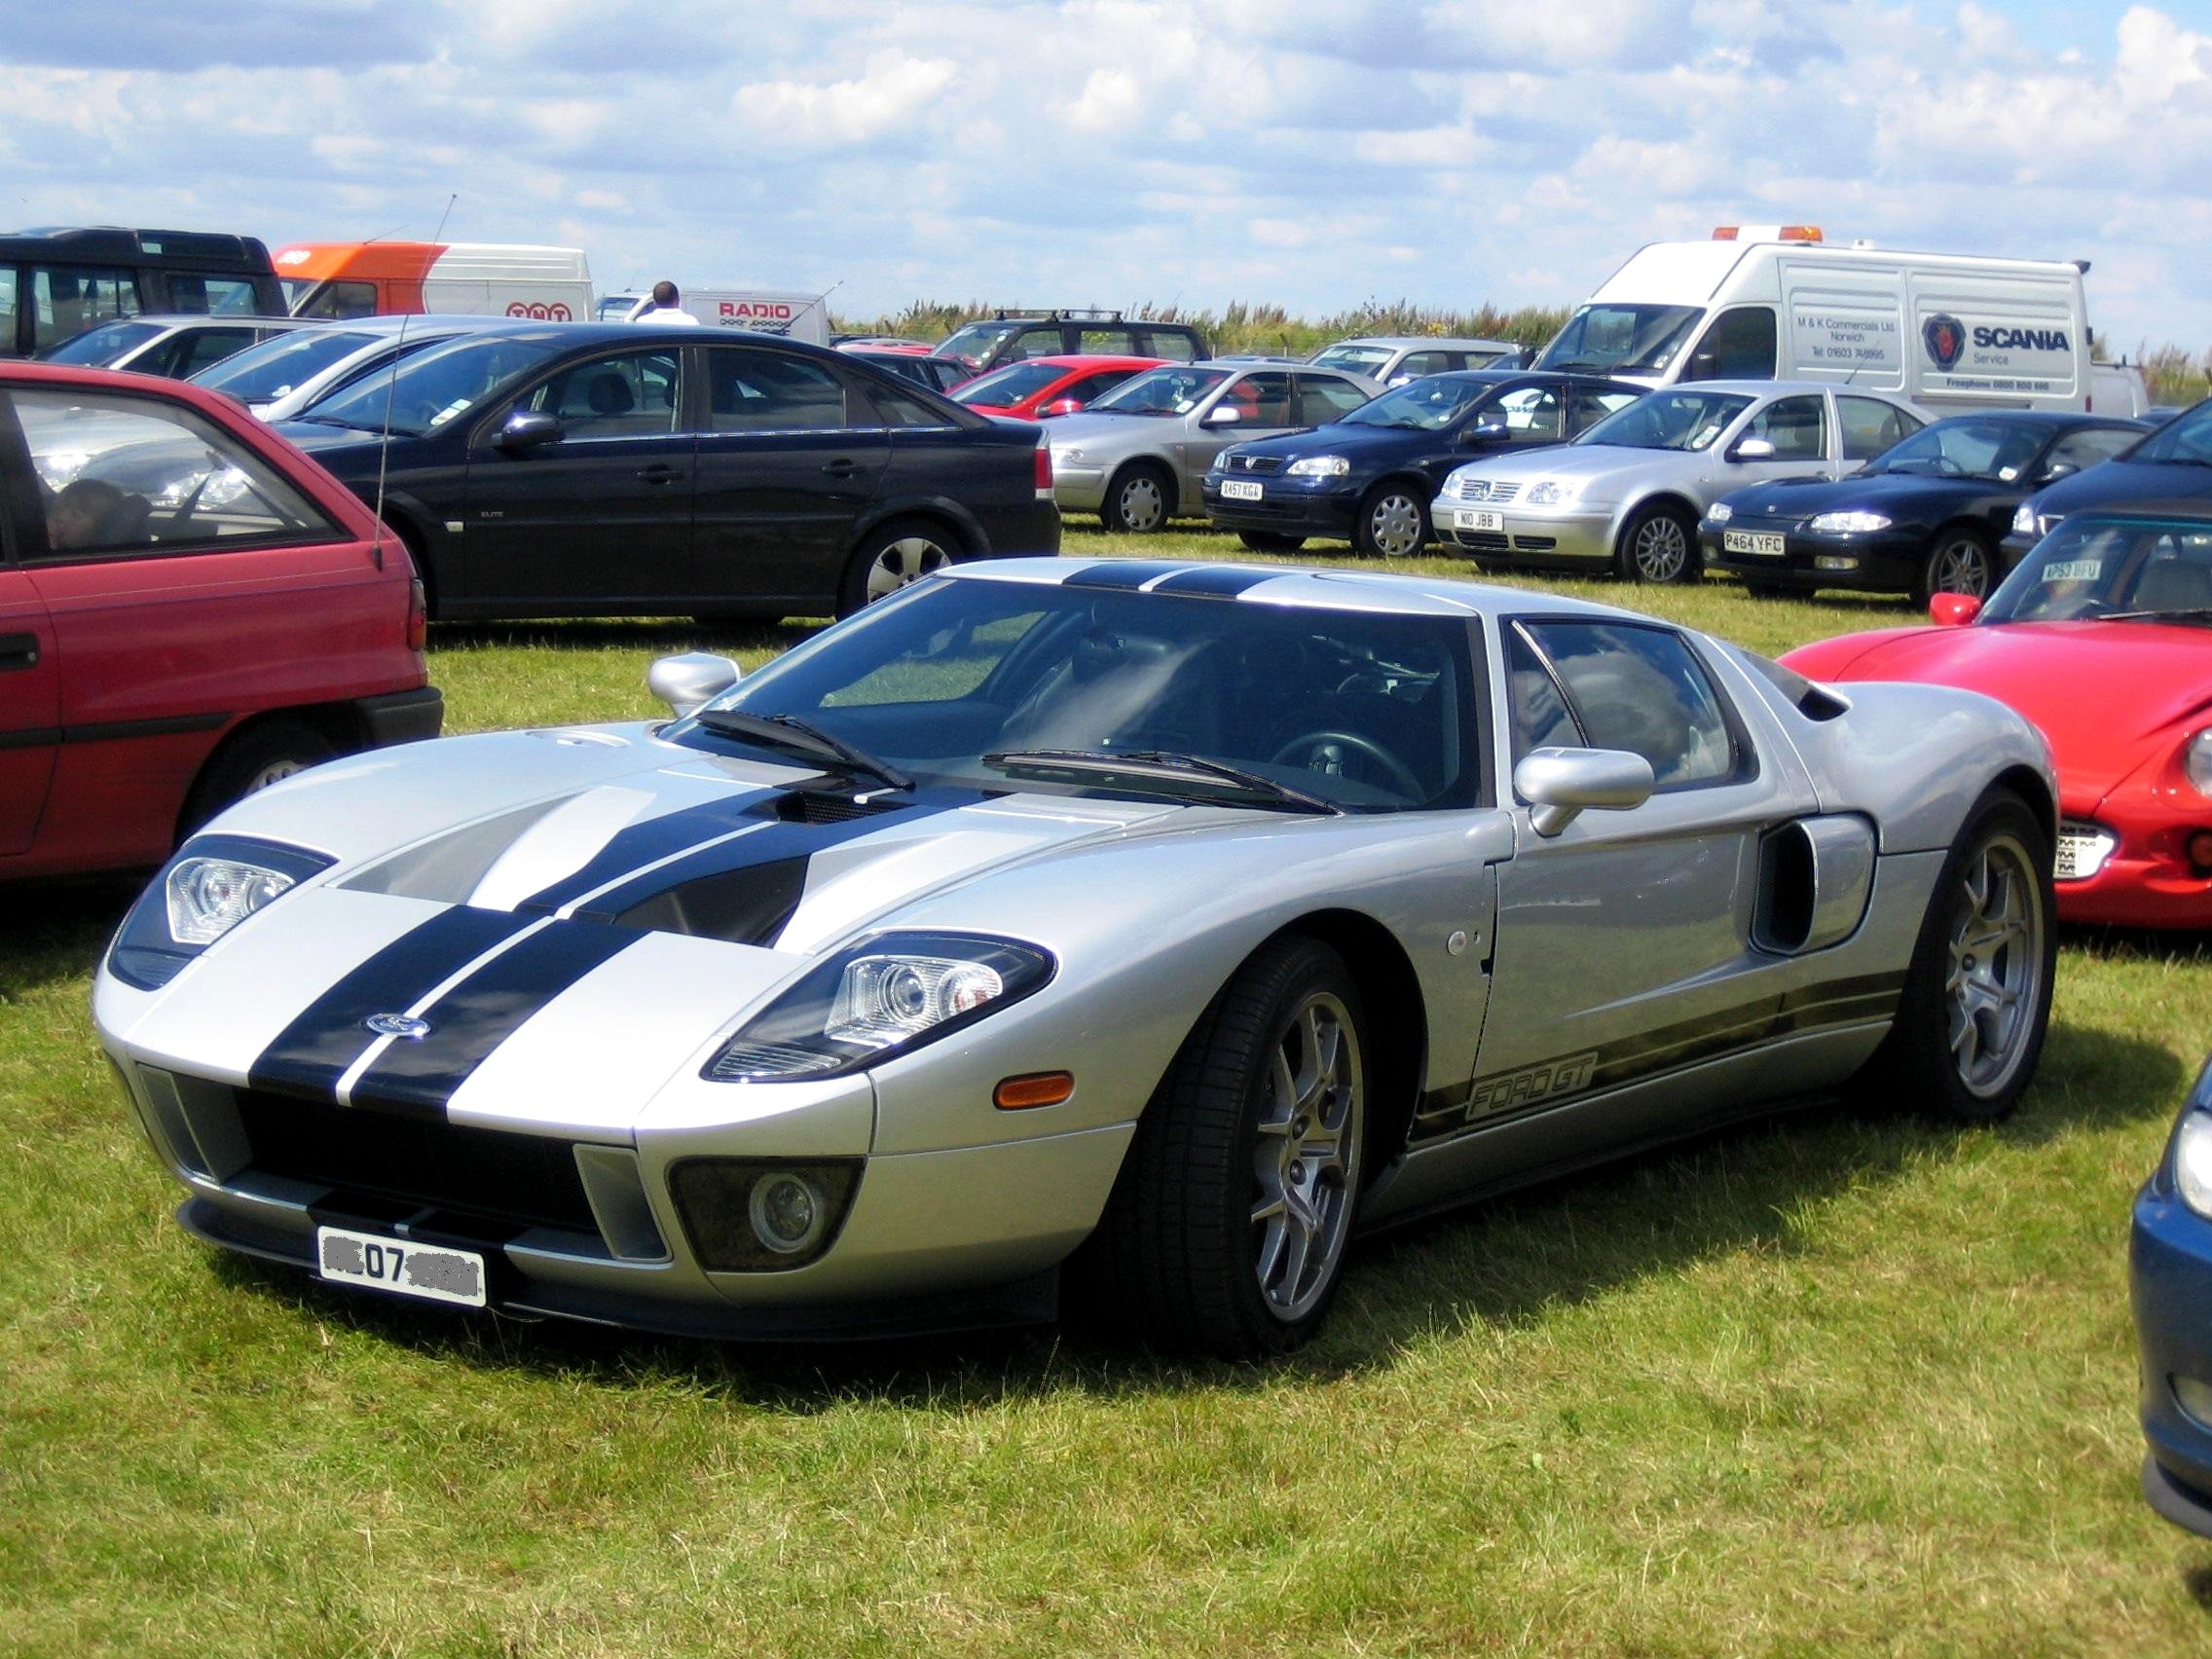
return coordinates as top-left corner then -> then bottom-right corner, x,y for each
1452,532 -> 1512,551
1449,479 -> 1522,504
233,1088 -> 601,1235
1228,454 -> 1285,475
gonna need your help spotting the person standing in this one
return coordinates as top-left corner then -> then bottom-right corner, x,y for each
627,281 -> 700,325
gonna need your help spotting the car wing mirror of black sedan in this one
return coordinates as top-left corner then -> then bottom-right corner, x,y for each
498,410 -> 565,453
1514,746 -> 1656,837
1468,421 -> 1510,444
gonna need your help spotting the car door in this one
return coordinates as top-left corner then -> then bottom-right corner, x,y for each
1704,392 -> 1835,502
691,343 -> 891,606
1176,370 -> 1297,505
1468,617 -> 1820,1148
461,345 -> 690,609
0,400 -> 57,854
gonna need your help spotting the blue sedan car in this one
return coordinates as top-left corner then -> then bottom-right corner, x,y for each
1202,370 -> 1641,559
2134,1056 -> 2212,1535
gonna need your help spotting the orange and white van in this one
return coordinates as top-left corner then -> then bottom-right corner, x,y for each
275,242 -> 593,323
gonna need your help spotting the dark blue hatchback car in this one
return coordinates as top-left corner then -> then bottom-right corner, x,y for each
2135,1056 -> 2212,1536
2009,396 -> 2212,564
1200,370 -> 1642,558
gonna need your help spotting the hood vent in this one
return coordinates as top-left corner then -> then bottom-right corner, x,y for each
768,790 -> 899,825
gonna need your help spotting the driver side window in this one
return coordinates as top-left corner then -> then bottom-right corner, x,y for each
1507,621 -> 1744,789
1745,395 -> 1827,461
526,350 -> 681,436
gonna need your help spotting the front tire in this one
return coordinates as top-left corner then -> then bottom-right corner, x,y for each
1866,791 -> 2055,1124
837,519 -> 958,617
1101,462 -> 1174,535
1616,502 -> 1699,583
1079,936 -> 1368,1358
182,719 -> 337,833
1353,482 -> 1429,559
1915,527 -> 1996,607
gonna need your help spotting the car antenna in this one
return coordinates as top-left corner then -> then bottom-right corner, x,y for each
370,192 -> 457,573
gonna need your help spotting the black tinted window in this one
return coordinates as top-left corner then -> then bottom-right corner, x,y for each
1837,395 -> 1919,461
1684,307 -> 1777,380
705,350 -> 849,431
528,350 -> 681,435
30,268 -> 141,351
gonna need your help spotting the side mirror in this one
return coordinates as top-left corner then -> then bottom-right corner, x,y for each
1203,403 -> 1244,426
1729,436 -> 1777,462
1468,421 -> 1510,444
2037,461 -> 2079,484
1513,747 -> 1656,837
648,651 -> 742,718
1928,593 -> 1982,628
498,410 -> 563,453
1037,397 -> 1084,418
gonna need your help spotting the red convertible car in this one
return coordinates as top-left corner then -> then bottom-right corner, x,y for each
1783,506 -> 2212,928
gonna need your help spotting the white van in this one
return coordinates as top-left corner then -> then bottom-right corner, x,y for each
598,287 -> 830,346
276,241 -> 594,323
1532,228 -> 2092,412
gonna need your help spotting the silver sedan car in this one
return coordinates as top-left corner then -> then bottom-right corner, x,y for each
1433,381 -> 1928,582
1048,361 -> 1382,533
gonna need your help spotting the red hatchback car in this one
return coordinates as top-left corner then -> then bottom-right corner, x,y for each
1784,506 -> 2212,929
0,362 -> 440,880
951,354 -> 1168,420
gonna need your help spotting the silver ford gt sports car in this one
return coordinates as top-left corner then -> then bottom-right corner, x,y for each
94,559 -> 2059,1358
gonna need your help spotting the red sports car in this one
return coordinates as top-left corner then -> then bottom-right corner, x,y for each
1782,506 -> 2212,928
950,353 -> 1167,420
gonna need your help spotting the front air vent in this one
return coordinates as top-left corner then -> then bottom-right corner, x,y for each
769,791 -> 899,825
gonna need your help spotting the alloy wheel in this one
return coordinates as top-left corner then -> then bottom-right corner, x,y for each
1249,990 -> 1363,1322
1631,515 -> 1689,581
1944,833 -> 2045,1098
1929,535 -> 1992,596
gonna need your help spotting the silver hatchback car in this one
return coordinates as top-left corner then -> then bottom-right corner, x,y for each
1433,380 -> 1927,582
1048,360 -> 1382,532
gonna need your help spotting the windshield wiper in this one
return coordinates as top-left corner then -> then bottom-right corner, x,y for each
2098,606 -> 2212,625
979,749 -> 1341,815
293,414 -> 387,431
694,708 -> 914,792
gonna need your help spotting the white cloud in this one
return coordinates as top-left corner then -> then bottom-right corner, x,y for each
730,53 -> 959,150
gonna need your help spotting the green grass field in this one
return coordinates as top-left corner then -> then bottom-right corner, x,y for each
6,528 -> 2212,1654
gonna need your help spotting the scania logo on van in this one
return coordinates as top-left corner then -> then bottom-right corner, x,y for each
1922,313 -> 1966,370
504,302 -> 575,321
1973,325 -> 2070,352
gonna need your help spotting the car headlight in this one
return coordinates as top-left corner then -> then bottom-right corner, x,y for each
108,835 -> 333,990
1708,501 -> 1734,523
2176,1109 -> 2212,1219
2012,502 -> 2040,537
1807,510 -> 1892,535
1286,455 -> 1349,477
2186,730 -> 2212,796
1526,480 -> 1579,507
706,932 -> 1054,1081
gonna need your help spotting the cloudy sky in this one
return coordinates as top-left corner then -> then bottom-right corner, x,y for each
5,0 -> 2209,351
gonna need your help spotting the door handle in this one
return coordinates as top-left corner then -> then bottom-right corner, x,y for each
636,463 -> 682,484
0,633 -> 39,673
821,459 -> 861,480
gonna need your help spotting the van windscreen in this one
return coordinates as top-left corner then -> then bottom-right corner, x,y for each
1535,304 -> 1701,377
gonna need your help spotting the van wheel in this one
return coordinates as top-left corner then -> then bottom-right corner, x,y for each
1102,462 -> 1174,535
837,520 -> 958,617
1616,503 -> 1699,583
182,719 -> 337,834
1915,529 -> 1995,607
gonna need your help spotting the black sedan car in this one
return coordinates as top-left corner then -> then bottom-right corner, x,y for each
275,323 -> 1059,621
1702,411 -> 2148,603
838,347 -> 974,396
1200,370 -> 1643,558
2006,396 -> 2212,562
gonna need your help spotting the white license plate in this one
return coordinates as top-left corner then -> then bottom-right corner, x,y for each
1724,530 -> 1787,556
316,1225 -> 487,1309
1454,509 -> 1503,532
1221,478 -> 1263,501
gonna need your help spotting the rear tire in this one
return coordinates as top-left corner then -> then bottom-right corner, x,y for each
1353,482 -> 1430,559
182,719 -> 337,834
1101,462 -> 1174,535
1075,936 -> 1368,1359
1615,502 -> 1699,583
1862,791 -> 2054,1124
837,518 -> 958,617
1237,531 -> 1306,554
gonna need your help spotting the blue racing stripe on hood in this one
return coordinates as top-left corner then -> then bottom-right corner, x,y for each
1059,560 -> 1192,591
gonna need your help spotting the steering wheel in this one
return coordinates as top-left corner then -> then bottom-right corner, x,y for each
1268,729 -> 1424,799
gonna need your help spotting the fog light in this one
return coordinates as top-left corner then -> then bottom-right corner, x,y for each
2189,830 -> 2212,874
1813,555 -> 1861,571
667,1158 -> 861,1272
2175,1374 -> 2212,1430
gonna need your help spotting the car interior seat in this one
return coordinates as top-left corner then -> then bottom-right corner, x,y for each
2132,554 -> 2212,613
584,372 -> 636,420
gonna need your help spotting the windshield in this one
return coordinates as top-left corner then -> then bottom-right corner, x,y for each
1340,375 -> 1497,432
1089,366 -> 1232,417
1535,304 -> 1702,376
936,320 -> 1022,368
951,361 -> 1065,406
305,334 -> 560,436
1576,388 -> 1751,452
1983,515 -> 2212,623
1310,344 -> 1394,374
2131,400 -> 2212,466
1870,418 -> 2046,482
189,327 -> 379,401
668,578 -> 1477,812
40,319 -> 166,365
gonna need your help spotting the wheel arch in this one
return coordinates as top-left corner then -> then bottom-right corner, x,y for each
1990,762 -> 2058,846
848,497 -> 982,557
1108,453 -> 1181,512
174,703 -> 363,842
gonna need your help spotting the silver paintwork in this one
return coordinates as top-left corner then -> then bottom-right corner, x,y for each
1432,381 -> 1926,571
1513,747 -> 1655,836
647,652 -> 742,717
92,556 -> 2055,1337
